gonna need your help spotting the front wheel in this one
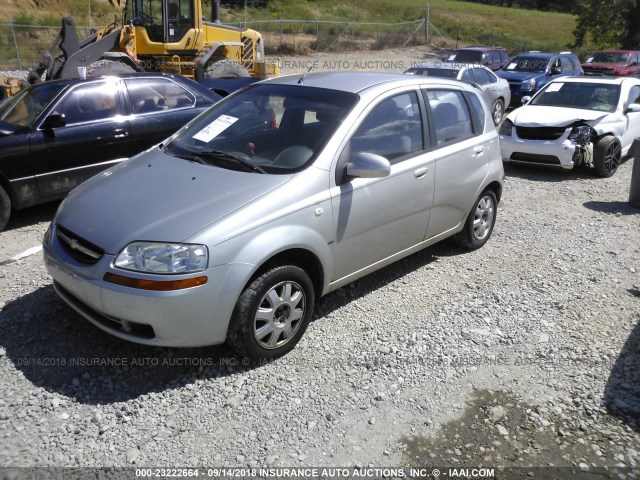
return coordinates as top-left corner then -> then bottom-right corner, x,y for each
454,190 -> 497,250
592,136 -> 621,177
491,99 -> 504,126
226,265 -> 315,360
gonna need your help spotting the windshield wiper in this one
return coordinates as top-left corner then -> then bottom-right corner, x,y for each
192,150 -> 267,174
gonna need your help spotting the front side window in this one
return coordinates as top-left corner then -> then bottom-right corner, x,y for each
349,92 -> 424,164
52,81 -> 122,125
426,89 -> 475,146
0,83 -> 66,127
125,78 -> 196,114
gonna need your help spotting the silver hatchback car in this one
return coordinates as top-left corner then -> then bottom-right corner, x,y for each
43,72 -> 504,360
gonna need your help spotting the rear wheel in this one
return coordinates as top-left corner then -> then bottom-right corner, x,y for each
87,60 -> 136,77
0,185 -> 12,232
593,136 -> 621,177
204,59 -> 250,78
227,265 -> 315,360
491,99 -> 504,126
454,190 -> 497,250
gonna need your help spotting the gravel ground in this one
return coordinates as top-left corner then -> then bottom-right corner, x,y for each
0,47 -> 640,478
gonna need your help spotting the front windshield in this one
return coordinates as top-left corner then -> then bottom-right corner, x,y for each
0,83 -> 66,127
530,82 -> 620,112
167,84 -> 359,174
588,52 -> 629,65
503,56 -> 549,73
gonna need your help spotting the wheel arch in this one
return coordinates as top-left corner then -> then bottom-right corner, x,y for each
0,173 -> 16,208
247,248 -> 325,300
484,180 -> 503,203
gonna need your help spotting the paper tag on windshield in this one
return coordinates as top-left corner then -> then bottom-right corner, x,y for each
507,63 -> 516,70
586,57 -> 593,63
447,55 -> 455,61
546,83 -> 563,92
193,115 -> 238,142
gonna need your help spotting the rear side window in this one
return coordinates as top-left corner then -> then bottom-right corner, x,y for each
125,78 -> 196,114
425,89 -> 476,147
466,92 -> 486,133
472,68 -> 491,86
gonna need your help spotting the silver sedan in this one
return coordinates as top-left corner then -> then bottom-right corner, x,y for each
43,72 -> 504,360
405,62 -> 512,125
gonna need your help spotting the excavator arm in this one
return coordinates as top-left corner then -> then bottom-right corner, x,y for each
27,16 -> 128,84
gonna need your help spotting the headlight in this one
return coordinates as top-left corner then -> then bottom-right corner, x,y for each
114,242 -> 208,274
522,79 -> 536,90
568,125 -> 594,144
498,118 -> 513,136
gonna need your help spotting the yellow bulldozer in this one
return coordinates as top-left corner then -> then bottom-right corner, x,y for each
0,0 -> 279,98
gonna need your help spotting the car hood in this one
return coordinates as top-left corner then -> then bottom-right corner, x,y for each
496,70 -> 542,82
56,148 -> 292,254
509,105 -> 609,127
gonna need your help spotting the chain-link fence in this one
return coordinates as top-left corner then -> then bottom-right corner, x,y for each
0,23 -> 100,72
227,19 -> 428,55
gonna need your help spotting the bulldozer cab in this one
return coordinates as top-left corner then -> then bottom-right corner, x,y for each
125,0 -> 196,44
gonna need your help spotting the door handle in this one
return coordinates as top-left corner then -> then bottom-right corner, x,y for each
113,129 -> 129,138
473,146 -> 485,156
414,167 -> 429,178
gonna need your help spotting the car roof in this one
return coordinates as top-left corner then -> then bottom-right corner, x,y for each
26,72 -> 221,100
549,76 -> 640,85
455,46 -> 506,52
260,71 -> 471,94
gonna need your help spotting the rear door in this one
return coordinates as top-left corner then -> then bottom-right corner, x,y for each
124,77 -> 201,148
29,78 -> 132,198
424,88 -> 491,239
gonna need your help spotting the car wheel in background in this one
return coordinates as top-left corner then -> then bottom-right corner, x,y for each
0,185 -> 11,232
454,190 -> 497,250
227,265 -> 315,360
492,99 -> 504,126
593,136 -> 621,177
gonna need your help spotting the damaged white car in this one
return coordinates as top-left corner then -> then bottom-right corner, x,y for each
499,76 -> 640,177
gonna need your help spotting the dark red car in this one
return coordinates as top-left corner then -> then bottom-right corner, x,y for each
582,50 -> 640,76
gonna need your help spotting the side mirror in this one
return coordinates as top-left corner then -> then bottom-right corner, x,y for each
624,103 -> 640,114
346,152 -> 391,178
521,96 -> 532,105
550,67 -> 561,75
41,113 -> 66,130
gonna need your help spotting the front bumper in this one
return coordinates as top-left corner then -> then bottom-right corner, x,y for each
499,131 -> 578,170
43,223 -> 253,347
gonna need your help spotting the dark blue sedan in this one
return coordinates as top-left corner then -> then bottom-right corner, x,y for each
0,73 -> 221,231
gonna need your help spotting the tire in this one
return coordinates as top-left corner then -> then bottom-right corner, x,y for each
592,136 -> 621,178
491,98 -> 504,126
204,59 -> 250,78
454,189 -> 497,250
0,185 -> 11,232
227,266 -> 315,361
87,60 -> 136,77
